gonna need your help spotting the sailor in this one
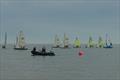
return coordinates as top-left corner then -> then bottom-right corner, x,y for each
110,42 -> 112,47
32,47 -> 36,52
42,46 -> 46,53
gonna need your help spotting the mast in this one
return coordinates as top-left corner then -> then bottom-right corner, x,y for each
4,32 -> 7,47
0,26 -> 1,47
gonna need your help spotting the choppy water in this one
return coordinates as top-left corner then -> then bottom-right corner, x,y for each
0,44 -> 120,80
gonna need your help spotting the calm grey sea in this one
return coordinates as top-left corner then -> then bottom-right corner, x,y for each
0,44 -> 120,80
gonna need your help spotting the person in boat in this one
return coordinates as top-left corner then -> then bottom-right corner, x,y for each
110,42 -> 112,46
32,47 -> 36,52
42,47 -> 46,53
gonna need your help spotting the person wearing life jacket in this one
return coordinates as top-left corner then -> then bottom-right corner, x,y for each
42,46 -> 46,53
32,47 -> 36,52
31,47 -> 36,55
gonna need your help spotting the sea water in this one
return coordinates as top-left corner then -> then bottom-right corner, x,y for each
0,44 -> 120,80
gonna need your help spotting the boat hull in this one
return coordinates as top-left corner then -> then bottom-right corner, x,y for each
14,48 -> 28,50
73,46 -> 81,48
104,46 -> 113,48
31,51 -> 55,56
85,45 -> 94,48
2,45 -> 6,49
52,46 -> 61,48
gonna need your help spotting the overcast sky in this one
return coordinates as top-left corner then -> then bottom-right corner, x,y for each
0,0 -> 119,44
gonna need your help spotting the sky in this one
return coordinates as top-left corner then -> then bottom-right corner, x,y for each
0,0 -> 120,44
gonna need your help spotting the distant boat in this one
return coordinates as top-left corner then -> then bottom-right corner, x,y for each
53,35 -> 61,48
63,33 -> 69,48
14,31 -> 27,50
86,36 -> 95,48
96,36 -> 104,48
2,32 -> 7,49
73,37 -> 81,48
104,34 -> 113,48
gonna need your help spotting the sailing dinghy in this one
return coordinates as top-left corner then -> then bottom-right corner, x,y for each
73,37 -> 81,48
86,36 -> 95,48
2,32 -> 7,49
52,35 -> 61,48
14,31 -> 27,50
96,36 -> 104,48
104,34 -> 113,48
62,33 -> 69,48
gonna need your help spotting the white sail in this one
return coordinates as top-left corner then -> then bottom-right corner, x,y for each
54,35 -> 60,47
105,34 -> 112,46
19,31 -> 25,48
15,31 -> 26,48
63,33 -> 69,47
15,36 -> 19,48
104,34 -> 113,48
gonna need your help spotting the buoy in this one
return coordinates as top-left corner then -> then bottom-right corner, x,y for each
79,50 -> 84,57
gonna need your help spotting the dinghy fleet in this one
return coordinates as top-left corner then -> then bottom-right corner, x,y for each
1,31 -> 113,56
53,33 -> 113,49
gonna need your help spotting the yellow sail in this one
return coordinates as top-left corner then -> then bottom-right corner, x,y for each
87,36 -> 94,47
98,36 -> 104,48
74,37 -> 81,47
